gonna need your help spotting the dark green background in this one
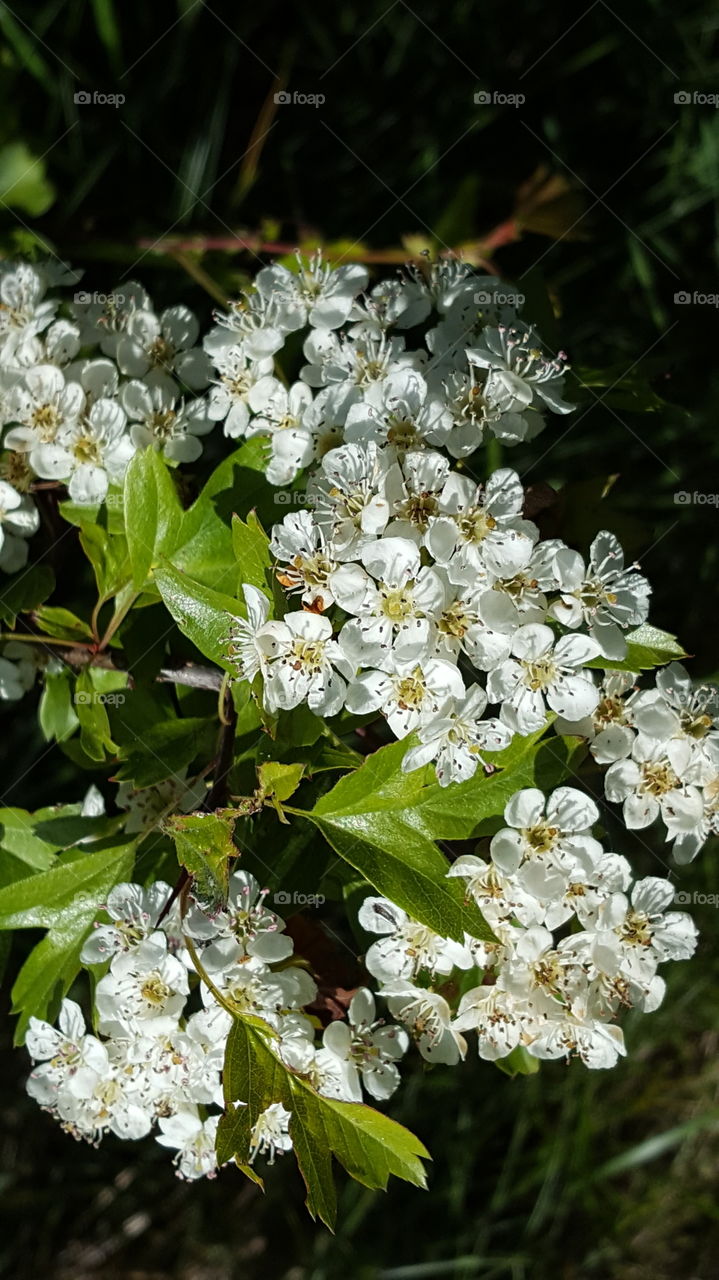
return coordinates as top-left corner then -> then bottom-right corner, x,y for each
1,2 -> 719,1276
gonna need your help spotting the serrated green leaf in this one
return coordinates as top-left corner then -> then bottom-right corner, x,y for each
257,761 -> 304,803
155,562 -> 239,671
586,624 -> 687,673
290,732 -> 583,944
232,511 -> 273,595
164,809 -> 236,906
217,1015 -> 429,1228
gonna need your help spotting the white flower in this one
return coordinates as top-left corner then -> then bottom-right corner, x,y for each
425,467 -> 537,579
227,584 -> 272,682
343,367 -> 450,451
208,293 -> 289,362
301,328 -> 418,390
206,342 -> 276,438
184,868 -> 294,964
0,263 -> 57,363
672,772 -> 719,864
80,880 -> 173,964
631,663 -> 719,783
4,364 -> 84,466
249,1101 -> 293,1164
120,373 -> 213,463
569,876 -> 698,982
489,786 -> 602,878
384,449 -> 451,543
331,537 -> 444,666
487,623 -> 600,734
270,509 -> 339,610
447,854 -> 547,933
402,684 -> 512,785
249,380 -> 314,485
116,304 -> 211,389
525,1005 -> 626,1069
345,656 -> 465,739
0,480 -> 38,571
452,985 -> 526,1061
358,896 -> 473,983
156,1108 -> 220,1179
381,981 -> 466,1064
554,668 -> 639,765
0,641 -> 37,700
117,770 -> 207,834
71,280 -> 150,353
475,539 -> 560,631
549,531 -> 650,660
257,611 -> 350,717
320,988 -> 408,1101
256,253 -> 368,330
25,999 -> 108,1107
604,734 -> 704,836
467,324 -> 574,415
32,398 -> 134,504
95,933 -> 189,1037
307,440 -> 401,560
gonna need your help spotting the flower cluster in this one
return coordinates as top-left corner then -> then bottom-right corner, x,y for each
555,662 -> 719,862
25,871 -> 409,1178
204,254 -> 571,485
359,783 -> 698,1070
0,260 -> 212,510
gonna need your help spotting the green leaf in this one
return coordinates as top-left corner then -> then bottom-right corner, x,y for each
164,809 -> 237,906
171,439 -> 275,589
494,1045 -> 541,1077
77,522 -> 131,601
0,564 -> 55,626
231,511 -> 273,595
114,715 -> 215,786
39,670 -> 80,742
74,669 -> 125,761
292,732 -> 582,944
155,562 -> 239,671
0,802 -> 123,869
257,761 -> 304,803
0,141 -> 55,215
124,448 -> 182,588
217,1015 -> 429,1228
33,606 -> 94,642
0,838 -> 136,1040
586,624 -> 688,673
